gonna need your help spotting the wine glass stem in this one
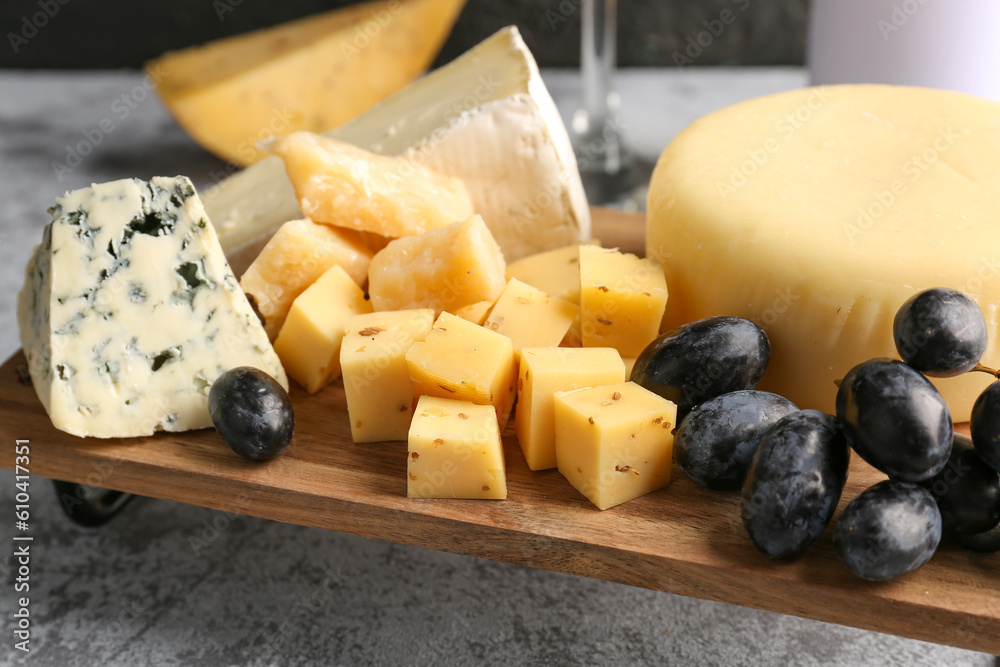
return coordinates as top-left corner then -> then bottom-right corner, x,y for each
575,0 -> 623,174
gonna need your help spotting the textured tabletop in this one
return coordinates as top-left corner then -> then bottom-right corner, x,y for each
0,68 -> 995,666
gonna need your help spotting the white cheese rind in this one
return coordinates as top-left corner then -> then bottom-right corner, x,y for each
18,176 -> 287,438
204,26 -> 590,262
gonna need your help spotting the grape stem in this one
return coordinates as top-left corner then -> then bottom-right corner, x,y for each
971,363 -> 1000,379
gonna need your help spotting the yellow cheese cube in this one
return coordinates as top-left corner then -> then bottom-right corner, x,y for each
515,347 -> 626,471
505,242 -> 597,304
554,381 -> 677,510
483,279 -> 577,358
451,300 -> 493,326
266,131 -> 473,238
273,265 -> 372,393
368,215 -> 507,313
622,357 -> 638,379
240,218 -> 372,340
341,309 -> 436,443
407,396 -> 506,499
579,246 -> 668,358
406,311 -> 516,428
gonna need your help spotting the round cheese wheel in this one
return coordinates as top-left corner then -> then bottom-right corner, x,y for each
647,85 -> 1000,421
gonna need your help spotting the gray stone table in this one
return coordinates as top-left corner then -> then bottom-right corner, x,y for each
0,68 -> 996,666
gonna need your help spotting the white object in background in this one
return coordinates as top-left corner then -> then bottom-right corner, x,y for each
808,0 -> 1000,100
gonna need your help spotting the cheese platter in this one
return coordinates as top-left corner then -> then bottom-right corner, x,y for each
2,207 -> 998,656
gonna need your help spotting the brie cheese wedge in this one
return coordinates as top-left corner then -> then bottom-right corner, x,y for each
204,26 -> 590,263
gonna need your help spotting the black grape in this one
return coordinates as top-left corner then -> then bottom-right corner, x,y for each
741,410 -> 850,559
631,316 -> 769,417
893,287 -> 986,377
955,523 -> 1000,553
970,380 -> 1000,473
209,367 -> 295,462
835,358 -> 952,482
922,434 -> 1000,536
674,390 -> 797,490
834,480 -> 942,581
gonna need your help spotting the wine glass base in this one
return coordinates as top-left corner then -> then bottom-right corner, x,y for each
579,154 -> 656,211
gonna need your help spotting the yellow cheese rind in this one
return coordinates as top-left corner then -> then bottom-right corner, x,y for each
579,246 -> 668,358
515,347 -> 626,471
239,218 -> 372,340
148,0 -> 467,166
368,215 -> 507,313
273,264 -> 372,393
405,311 -> 517,428
554,382 -> 676,510
407,396 -> 506,499
341,308 -> 435,442
267,132 -> 474,238
483,279 -> 577,358
647,84 -> 1000,419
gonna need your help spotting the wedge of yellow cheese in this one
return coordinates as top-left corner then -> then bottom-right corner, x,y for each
647,84 -> 1000,420
148,0 -> 467,166
407,396 -> 506,499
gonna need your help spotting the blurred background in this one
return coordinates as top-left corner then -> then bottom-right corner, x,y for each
0,0 -> 807,69
2,2 -> 999,666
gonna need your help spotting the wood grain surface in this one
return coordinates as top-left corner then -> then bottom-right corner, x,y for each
1,208 -> 997,654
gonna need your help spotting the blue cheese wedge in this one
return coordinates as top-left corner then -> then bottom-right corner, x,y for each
17,176 -> 287,438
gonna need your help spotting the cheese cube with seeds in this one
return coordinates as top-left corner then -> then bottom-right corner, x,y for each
505,242 -> 598,304
579,246 -> 668,358
273,264 -> 372,393
483,279 -> 577,359
341,309 -> 435,442
405,311 -> 516,428
407,396 -> 506,499
240,218 -> 372,340
516,347 -> 626,471
554,381 -> 677,510
368,214 -> 506,314
266,131 -> 474,238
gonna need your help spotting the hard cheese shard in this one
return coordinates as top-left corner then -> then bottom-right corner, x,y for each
18,177 -> 287,438
204,25 -> 589,262
647,84 -> 1000,420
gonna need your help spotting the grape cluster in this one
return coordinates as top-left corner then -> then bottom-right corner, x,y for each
833,288 -> 1000,579
631,290 -> 1000,582
632,317 -> 851,561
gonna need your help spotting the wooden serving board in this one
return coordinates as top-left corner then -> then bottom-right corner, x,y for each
1,208 -> 997,654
